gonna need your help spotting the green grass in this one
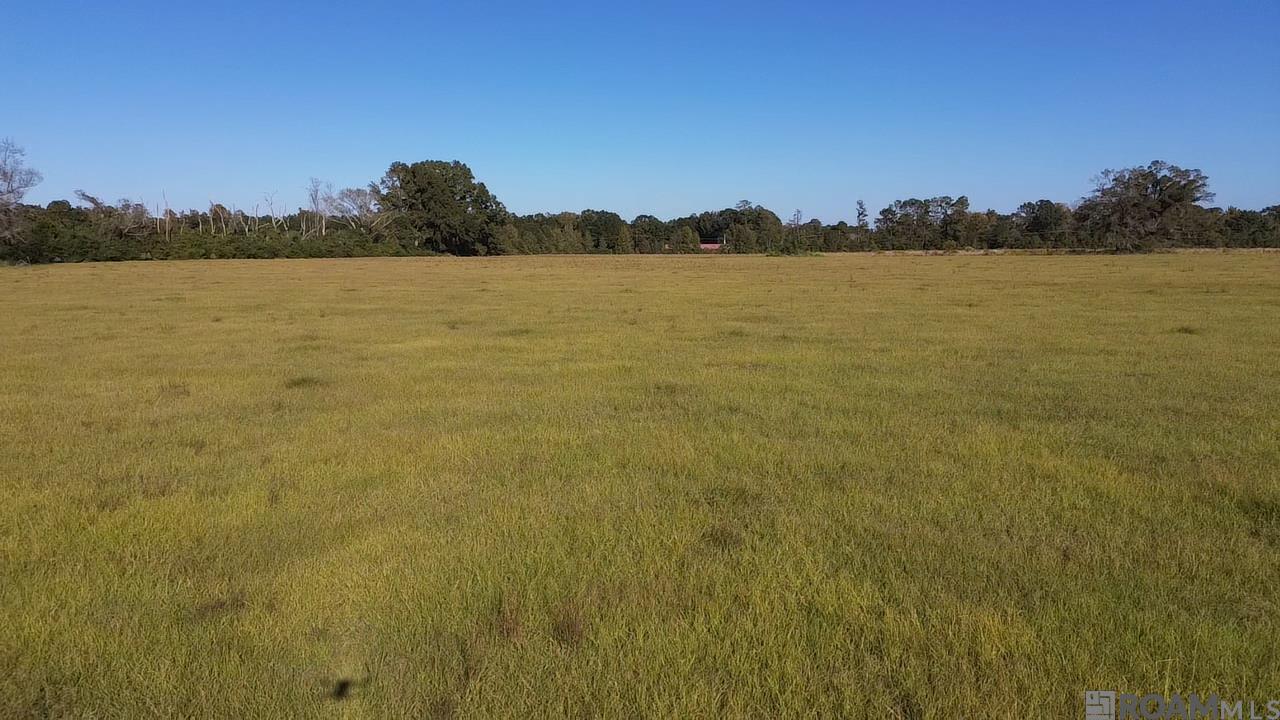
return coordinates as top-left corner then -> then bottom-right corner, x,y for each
2,254 -> 1278,718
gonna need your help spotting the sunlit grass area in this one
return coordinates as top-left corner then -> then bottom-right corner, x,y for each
2,254 -> 1278,718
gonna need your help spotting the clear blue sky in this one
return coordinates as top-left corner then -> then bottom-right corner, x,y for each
9,0 -> 1279,221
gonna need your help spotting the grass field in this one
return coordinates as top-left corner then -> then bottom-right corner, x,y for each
2,253 -> 1278,718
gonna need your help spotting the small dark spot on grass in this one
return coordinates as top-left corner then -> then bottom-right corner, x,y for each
702,522 -> 745,551
211,316 -> 223,323
1059,542 -> 1077,564
94,493 -> 127,513
651,381 -> 689,396
893,687 -> 924,720
491,591 -> 523,642
1235,595 -> 1277,626
1172,325 -> 1202,335
458,637 -> 484,687
139,474 -> 179,499
551,599 -> 586,648
192,591 -> 247,621
1240,496 -> 1280,546
327,677 -> 367,701
700,485 -> 763,509
428,697 -> 457,719
156,381 -> 190,400
284,375 -> 324,389
735,360 -> 771,371
266,477 -> 287,507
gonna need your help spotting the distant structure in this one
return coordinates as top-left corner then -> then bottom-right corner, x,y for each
699,242 -> 723,252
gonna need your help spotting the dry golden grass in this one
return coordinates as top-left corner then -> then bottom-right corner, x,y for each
2,254 -> 1278,718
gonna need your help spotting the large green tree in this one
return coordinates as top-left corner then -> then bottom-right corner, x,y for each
630,215 -> 669,254
375,160 -> 509,255
579,209 -> 628,252
1015,200 -> 1074,248
1075,161 -> 1213,251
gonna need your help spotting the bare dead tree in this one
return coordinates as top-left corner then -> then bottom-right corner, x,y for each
306,178 -> 333,237
229,205 -> 248,235
0,139 -> 42,206
263,192 -> 287,231
75,191 -> 152,242
304,176 -> 325,235
209,201 -> 229,235
162,191 -> 172,243
330,186 -> 395,236
0,139 -> 43,245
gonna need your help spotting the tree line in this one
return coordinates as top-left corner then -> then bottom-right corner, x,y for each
1,139 -> 1276,264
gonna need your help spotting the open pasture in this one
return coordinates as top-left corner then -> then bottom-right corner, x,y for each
2,254 -> 1278,717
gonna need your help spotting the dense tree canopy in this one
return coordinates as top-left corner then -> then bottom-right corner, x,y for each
375,161 -> 509,256
1075,162 -> 1215,252
1,148 -> 1276,264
